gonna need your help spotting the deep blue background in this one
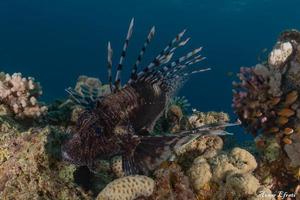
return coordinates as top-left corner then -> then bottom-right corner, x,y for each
1,0 -> 300,138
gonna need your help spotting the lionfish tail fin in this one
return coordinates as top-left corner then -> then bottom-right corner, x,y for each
114,18 -> 134,91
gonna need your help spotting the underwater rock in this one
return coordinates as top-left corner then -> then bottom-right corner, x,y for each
96,175 -> 155,200
0,72 -> 47,119
0,125 -> 91,199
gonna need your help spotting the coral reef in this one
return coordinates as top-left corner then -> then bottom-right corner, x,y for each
74,75 -> 111,98
188,110 -> 230,128
111,156 -> 125,178
149,163 -> 196,200
96,175 -> 155,200
0,123 -> 91,199
187,147 -> 271,200
232,29 -> 300,194
0,72 -> 47,119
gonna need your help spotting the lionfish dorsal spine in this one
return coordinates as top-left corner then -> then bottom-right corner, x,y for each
107,41 -> 113,92
129,26 -> 156,83
114,18 -> 135,91
138,46 -> 207,91
135,29 -> 187,79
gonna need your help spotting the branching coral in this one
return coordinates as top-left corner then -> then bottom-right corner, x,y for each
0,72 -> 47,119
96,175 -> 155,200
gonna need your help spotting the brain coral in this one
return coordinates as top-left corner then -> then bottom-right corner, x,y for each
187,147 -> 265,200
0,72 -> 47,119
111,156 -> 125,178
188,157 -> 212,191
96,175 -> 154,200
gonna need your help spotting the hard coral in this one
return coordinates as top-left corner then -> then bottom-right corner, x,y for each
96,175 -> 154,200
188,110 -> 229,128
187,148 -> 263,200
0,72 -> 47,119
176,135 -> 223,159
233,29 -> 300,194
149,163 -> 196,200
188,157 -> 212,191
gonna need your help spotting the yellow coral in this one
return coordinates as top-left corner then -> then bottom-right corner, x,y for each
225,173 -> 260,196
175,135 -> 223,158
229,147 -> 257,173
188,157 -> 212,191
96,175 -> 154,200
188,111 -> 229,128
111,156 -> 125,178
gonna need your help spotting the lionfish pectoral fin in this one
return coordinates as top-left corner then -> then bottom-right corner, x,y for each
65,85 -> 100,109
121,154 -> 139,175
132,134 -> 197,174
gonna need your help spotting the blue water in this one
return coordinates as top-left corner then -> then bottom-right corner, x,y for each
1,0 -> 300,139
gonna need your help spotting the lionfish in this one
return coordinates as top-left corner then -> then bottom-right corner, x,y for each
62,19 -> 239,175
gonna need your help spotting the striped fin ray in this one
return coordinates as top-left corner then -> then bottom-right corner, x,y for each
128,26 -> 156,83
114,18 -> 135,91
142,36 -> 190,76
107,42 -> 114,92
135,29 -> 188,80
161,67 -> 211,93
65,87 -> 98,109
143,47 -> 205,84
164,55 -> 207,78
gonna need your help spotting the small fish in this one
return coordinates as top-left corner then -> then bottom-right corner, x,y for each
62,19 -> 239,175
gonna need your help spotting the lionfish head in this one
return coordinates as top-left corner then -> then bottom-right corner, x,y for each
61,132 -> 87,166
62,110 -> 108,167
